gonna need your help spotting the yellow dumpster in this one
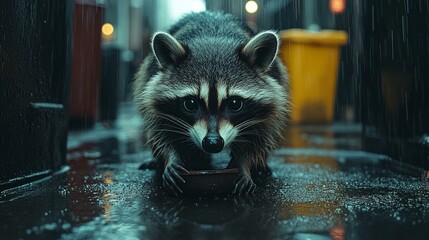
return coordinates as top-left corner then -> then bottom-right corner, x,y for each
280,29 -> 348,124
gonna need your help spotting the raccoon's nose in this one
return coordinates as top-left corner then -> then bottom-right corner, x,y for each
202,135 -> 224,153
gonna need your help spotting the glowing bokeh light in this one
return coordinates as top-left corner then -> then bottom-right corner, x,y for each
102,23 -> 114,37
330,0 -> 346,14
245,1 -> 258,14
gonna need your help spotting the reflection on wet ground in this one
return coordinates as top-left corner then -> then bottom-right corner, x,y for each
1,106 -> 429,239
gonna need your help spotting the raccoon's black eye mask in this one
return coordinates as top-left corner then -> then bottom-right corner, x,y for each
155,95 -> 273,128
181,96 -> 245,115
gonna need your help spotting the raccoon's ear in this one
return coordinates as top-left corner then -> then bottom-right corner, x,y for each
241,31 -> 279,72
152,32 -> 187,68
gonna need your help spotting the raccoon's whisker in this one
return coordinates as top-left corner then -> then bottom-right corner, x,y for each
233,138 -> 259,148
157,113 -> 191,129
236,130 -> 265,137
153,124 -> 198,147
157,118 -> 189,130
150,135 -> 191,158
236,121 -> 265,130
235,117 -> 262,126
172,135 -> 194,144
157,124 -> 189,136
233,138 -> 254,143
151,142 -> 167,159
148,137 -> 165,150
151,132 -> 189,144
235,118 -> 266,131
152,129 -> 190,136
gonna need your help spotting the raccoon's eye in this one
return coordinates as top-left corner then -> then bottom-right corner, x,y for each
228,98 -> 243,112
183,97 -> 198,112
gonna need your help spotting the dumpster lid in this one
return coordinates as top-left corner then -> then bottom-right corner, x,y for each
280,29 -> 348,45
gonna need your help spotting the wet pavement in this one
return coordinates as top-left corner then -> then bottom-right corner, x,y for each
2,105 -> 429,240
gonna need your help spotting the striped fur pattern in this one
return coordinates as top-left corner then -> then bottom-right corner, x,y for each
133,11 -> 289,195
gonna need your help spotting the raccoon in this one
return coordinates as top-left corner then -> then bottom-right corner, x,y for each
133,11 -> 289,195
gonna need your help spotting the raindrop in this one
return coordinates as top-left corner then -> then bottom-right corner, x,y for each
371,5 -> 375,31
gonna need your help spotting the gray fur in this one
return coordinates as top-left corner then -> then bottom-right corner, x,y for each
133,11 -> 289,195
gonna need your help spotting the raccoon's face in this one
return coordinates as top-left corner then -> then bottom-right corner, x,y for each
146,31 -> 283,153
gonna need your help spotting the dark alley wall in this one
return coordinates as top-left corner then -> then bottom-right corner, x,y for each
361,0 -> 429,168
0,1 -> 73,187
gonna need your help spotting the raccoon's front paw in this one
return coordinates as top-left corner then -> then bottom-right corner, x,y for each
232,174 -> 256,195
162,163 -> 189,195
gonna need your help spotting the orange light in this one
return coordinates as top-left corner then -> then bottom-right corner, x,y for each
330,225 -> 346,240
102,23 -> 115,40
330,0 -> 346,14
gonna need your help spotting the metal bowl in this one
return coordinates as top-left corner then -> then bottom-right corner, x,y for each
179,168 -> 239,196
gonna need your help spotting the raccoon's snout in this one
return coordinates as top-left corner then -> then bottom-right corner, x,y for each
202,135 -> 224,153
